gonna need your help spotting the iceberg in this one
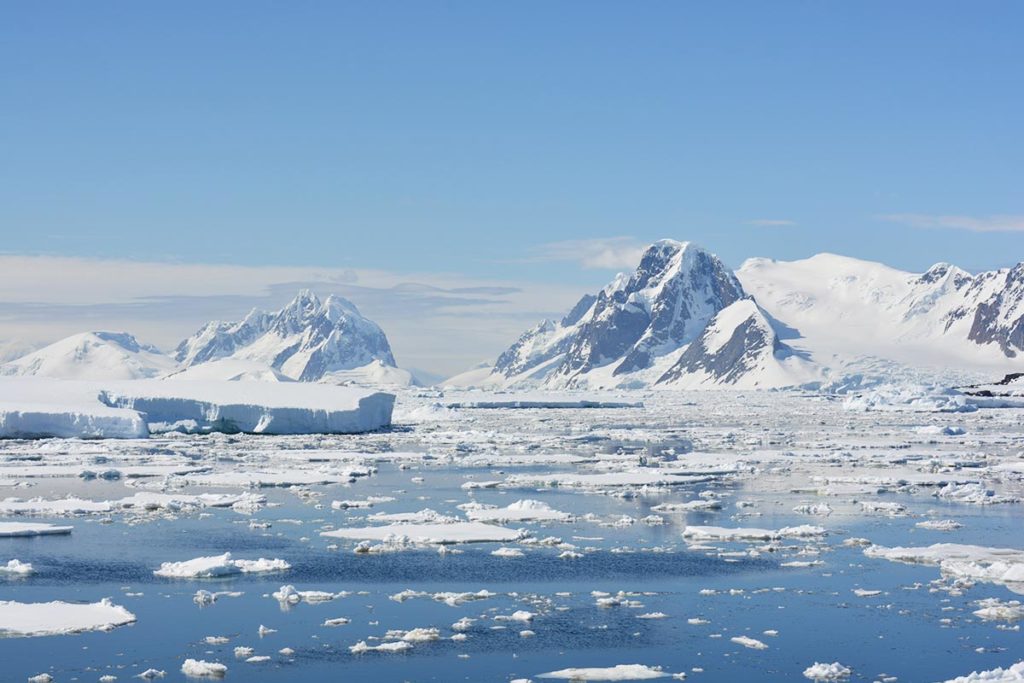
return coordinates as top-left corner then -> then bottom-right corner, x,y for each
0,377 -> 394,438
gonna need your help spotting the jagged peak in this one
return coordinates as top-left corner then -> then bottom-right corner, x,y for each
321,294 -> 361,321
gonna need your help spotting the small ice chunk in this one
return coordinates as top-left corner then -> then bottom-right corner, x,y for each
803,662 -> 852,680
180,659 -> 227,678
0,559 -> 33,575
731,635 -> 768,650
349,640 -> 413,654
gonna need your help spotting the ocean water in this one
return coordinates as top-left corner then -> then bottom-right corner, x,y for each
3,459 -> 1023,682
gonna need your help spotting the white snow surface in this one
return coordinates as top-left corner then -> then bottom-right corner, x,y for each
864,543 -> 1024,592
0,331 -> 178,380
537,664 -> 672,680
803,662 -> 852,680
940,661 -> 1024,682
737,253 -> 1024,383
321,521 -> 525,545
683,525 -> 827,542
464,499 -> 572,523
0,598 -> 136,636
0,522 -> 73,537
0,377 -> 394,438
154,553 -> 290,578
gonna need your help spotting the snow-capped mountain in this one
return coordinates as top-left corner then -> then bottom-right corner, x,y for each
0,331 -> 178,380
737,254 -> 1024,382
453,241 -> 1024,391
462,240 -> 809,389
654,298 -> 814,389
173,290 -> 408,385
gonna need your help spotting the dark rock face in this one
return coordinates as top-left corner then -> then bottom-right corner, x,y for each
561,294 -> 598,327
493,240 -> 745,386
967,264 -> 1024,358
656,300 -> 786,386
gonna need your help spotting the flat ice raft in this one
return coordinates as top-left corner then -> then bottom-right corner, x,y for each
442,391 -> 642,409
0,598 -> 136,636
322,521 -> 524,545
0,378 -> 394,438
0,522 -> 73,537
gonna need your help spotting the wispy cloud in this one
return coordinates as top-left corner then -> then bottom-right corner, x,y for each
0,255 -> 586,377
880,213 -> 1024,233
529,237 -> 647,270
747,219 -> 797,228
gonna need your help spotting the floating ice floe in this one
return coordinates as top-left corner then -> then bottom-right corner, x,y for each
864,543 -> 1024,592
0,491 -> 266,517
652,500 -> 722,512
0,598 -> 136,636
537,664 -> 674,680
973,598 -> 1024,622
939,660 -> 1024,682
0,559 -> 32,575
154,553 -> 290,579
272,585 -> 342,605
505,470 -> 711,490
349,640 -> 413,654
731,635 -> 768,650
367,508 -> 459,524
193,590 -> 243,606
390,589 -> 495,607
917,519 -> 963,531
843,385 -> 977,413
442,392 -> 643,409
465,499 -> 572,523
322,521 -> 525,545
180,659 -> 227,678
803,662 -> 852,680
792,503 -> 833,515
682,525 -> 827,542
0,522 -> 72,537
934,482 -> 1020,506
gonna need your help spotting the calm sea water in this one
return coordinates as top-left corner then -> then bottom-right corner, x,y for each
2,458 -> 1023,682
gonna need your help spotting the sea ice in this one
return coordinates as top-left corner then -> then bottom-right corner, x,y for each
154,553 -> 290,578
0,522 -> 72,537
940,661 -> 1024,682
537,664 -> 672,680
803,662 -> 852,680
0,598 -> 136,636
682,525 -> 827,542
322,521 -> 524,545
180,659 -> 227,678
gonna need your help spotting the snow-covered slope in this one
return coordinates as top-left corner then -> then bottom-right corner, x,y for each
458,242 -> 1024,391
473,240 -> 795,390
655,298 -> 816,389
0,332 -> 178,380
175,290 -> 405,385
737,254 -> 1024,383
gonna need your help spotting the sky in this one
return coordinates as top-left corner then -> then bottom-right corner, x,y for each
1,2 -> 1022,375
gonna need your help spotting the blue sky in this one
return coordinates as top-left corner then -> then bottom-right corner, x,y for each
1,2 -> 1022,373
